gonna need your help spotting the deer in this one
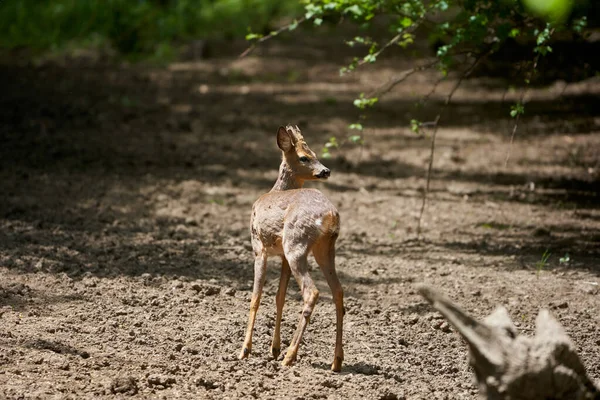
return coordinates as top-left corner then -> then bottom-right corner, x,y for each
238,125 -> 344,372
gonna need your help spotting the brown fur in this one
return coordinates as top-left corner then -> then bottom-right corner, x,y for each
238,125 -> 344,372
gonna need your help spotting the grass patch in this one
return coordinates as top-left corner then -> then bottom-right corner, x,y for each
536,249 -> 551,277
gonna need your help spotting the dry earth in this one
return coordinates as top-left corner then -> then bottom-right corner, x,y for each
1,31 -> 599,399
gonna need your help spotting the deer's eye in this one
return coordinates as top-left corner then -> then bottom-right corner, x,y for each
299,156 -> 310,163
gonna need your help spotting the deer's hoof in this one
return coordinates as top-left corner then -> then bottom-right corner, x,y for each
238,347 -> 251,360
270,347 -> 280,359
281,353 -> 296,367
331,356 -> 343,372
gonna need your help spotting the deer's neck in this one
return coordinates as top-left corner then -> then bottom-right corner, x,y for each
270,161 -> 303,192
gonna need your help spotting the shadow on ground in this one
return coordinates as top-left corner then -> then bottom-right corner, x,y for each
0,60 -> 598,287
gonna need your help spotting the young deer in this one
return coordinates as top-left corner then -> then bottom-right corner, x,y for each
238,125 -> 344,372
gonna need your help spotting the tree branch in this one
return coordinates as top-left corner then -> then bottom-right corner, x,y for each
356,20 -> 423,69
416,51 -> 489,239
239,17 -> 306,58
368,59 -> 439,98
505,27 -> 554,166
504,52 -> 540,167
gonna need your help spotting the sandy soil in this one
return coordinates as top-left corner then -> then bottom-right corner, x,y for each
1,32 -> 599,399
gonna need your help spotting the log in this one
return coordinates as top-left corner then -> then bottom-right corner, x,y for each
418,285 -> 600,400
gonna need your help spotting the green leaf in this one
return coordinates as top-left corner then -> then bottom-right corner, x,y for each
572,16 -> 587,33
510,103 -> 525,118
349,123 -> 363,131
245,33 -> 263,41
353,94 -> 378,109
363,54 -> 376,63
400,17 -> 413,28
314,18 -> 323,26
345,5 -> 363,17
410,119 -> 421,133
436,45 -> 449,57
349,135 -> 362,143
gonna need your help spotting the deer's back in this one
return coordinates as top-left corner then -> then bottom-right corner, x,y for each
251,188 -> 339,256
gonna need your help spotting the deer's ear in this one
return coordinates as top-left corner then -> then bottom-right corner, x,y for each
277,126 -> 293,152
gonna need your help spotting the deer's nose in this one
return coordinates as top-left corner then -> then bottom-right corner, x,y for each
316,168 -> 331,179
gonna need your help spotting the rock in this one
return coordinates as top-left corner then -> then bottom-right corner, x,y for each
224,287 -> 236,296
147,374 -> 176,389
204,285 -> 220,296
321,378 -> 343,389
171,280 -> 183,289
195,377 -> 219,389
440,322 -> 451,333
379,391 -> 402,400
191,283 -> 220,296
182,346 -> 199,355
111,376 -> 138,395
185,216 -> 198,226
191,283 -> 203,292
82,277 -> 97,288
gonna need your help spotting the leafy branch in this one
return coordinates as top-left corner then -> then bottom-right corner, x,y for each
505,25 -> 555,166
240,17 -> 306,58
239,0 -> 589,237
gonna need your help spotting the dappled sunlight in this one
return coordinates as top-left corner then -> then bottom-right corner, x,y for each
1,23 -> 600,399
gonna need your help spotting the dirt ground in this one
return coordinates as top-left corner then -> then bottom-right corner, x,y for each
1,31 -> 599,399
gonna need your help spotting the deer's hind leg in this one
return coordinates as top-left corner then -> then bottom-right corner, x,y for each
239,251 -> 268,360
313,234 -> 344,372
271,257 -> 291,359
281,241 -> 319,367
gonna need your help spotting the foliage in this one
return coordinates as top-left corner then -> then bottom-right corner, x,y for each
0,0 -> 300,59
536,249 -> 551,276
559,253 -> 571,264
245,0 -> 591,154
